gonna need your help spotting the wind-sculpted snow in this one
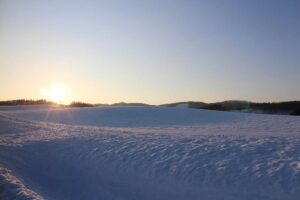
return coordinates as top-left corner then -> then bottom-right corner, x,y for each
0,106 -> 300,200
0,167 -> 43,200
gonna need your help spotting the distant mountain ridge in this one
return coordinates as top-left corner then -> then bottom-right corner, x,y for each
1,99 -> 299,116
111,102 -> 151,107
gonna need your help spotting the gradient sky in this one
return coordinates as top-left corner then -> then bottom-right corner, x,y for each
1,0 -> 299,104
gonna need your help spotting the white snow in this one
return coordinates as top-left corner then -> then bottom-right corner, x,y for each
0,106 -> 299,200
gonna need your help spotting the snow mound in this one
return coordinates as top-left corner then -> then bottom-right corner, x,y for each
2,106 -> 243,127
0,167 -> 43,200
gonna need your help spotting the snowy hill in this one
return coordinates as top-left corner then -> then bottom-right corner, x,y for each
2,105 -> 243,127
0,106 -> 299,200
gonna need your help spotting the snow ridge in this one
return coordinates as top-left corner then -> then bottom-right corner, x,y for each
0,167 -> 43,200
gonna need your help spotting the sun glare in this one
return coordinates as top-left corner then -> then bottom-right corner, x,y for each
41,84 -> 69,104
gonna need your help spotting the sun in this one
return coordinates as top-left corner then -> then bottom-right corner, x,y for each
41,83 -> 69,104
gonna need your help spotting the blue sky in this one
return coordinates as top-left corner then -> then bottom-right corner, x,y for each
0,0 -> 299,104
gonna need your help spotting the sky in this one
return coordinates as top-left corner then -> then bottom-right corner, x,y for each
0,0 -> 299,104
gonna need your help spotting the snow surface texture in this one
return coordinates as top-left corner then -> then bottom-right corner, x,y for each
0,106 -> 299,200
0,167 -> 43,200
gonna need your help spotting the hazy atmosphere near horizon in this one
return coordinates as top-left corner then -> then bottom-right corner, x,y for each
1,0 -> 300,104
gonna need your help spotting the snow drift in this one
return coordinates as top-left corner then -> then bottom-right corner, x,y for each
0,106 -> 299,200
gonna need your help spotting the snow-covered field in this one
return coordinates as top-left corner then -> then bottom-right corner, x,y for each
0,105 -> 299,200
